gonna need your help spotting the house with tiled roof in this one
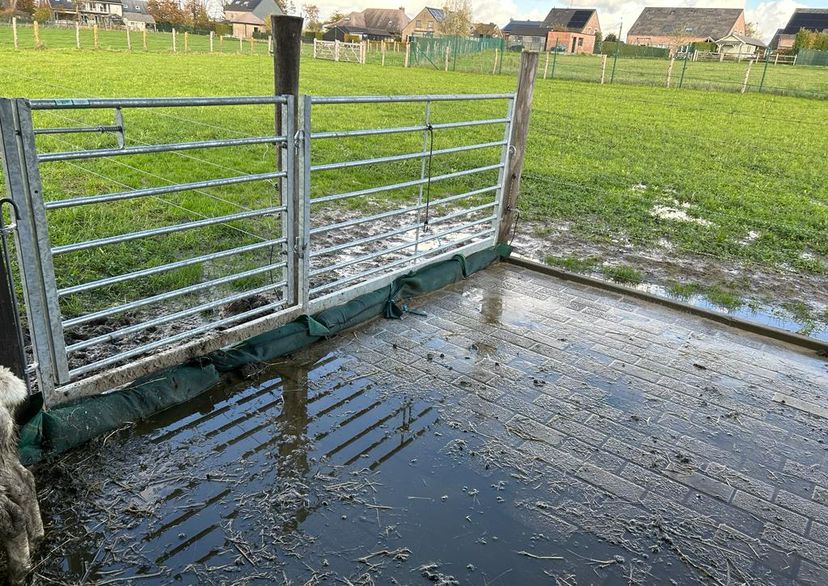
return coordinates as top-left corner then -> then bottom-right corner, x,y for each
324,8 -> 410,41
502,20 -> 548,51
121,0 -> 155,31
224,0 -> 283,39
627,7 -> 745,49
401,7 -> 445,41
544,8 -> 600,54
770,9 -> 828,51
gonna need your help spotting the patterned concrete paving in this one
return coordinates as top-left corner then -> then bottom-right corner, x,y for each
32,262 -> 828,585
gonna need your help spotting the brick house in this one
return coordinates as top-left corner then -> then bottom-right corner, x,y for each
770,9 -> 828,52
544,8 -> 600,54
224,0 -> 283,39
502,20 -> 548,51
627,7 -> 745,49
324,8 -> 410,41
401,7 -> 445,41
48,0 -> 123,26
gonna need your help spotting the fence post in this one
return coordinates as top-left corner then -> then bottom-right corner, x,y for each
444,45 -> 450,71
313,38 -> 317,58
268,35 -> 272,54
550,48 -> 557,79
209,30 -> 214,52
497,51 -> 538,244
679,52 -> 689,88
758,52 -> 769,93
774,52 -> 779,65
172,28 -> 176,52
492,47 -> 498,74
334,39 -> 340,61
543,51 -> 549,79
361,41 -> 366,64
250,36 -> 255,54
238,36 -> 242,53
142,28 -> 147,51
93,23 -> 98,49
404,41 -> 410,67
741,59 -> 752,94
600,54 -> 607,84
270,15 -> 303,308
666,56 -> 674,88
33,20 -> 41,49
126,27 -> 131,51
610,43 -> 619,83
0,203 -> 27,383
12,17 -> 17,50
381,40 -> 385,66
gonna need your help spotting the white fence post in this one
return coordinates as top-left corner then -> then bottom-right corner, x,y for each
209,31 -> 214,52
334,39 -> 340,61
126,27 -> 131,51
404,41 -> 410,67
543,51 -> 549,79
741,59 -> 753,94
12,17 -> 18,50
600,54 -> 607,84
313,37 -> 318,58
172,28 -> 176,52
238,36 -> 242,52
493,48 -> 499,74
666,57 -> 674,88
444,45 -> 450,71
381,40 -> 385,66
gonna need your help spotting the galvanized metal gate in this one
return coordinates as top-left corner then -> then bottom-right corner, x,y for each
0,92 -> 515,407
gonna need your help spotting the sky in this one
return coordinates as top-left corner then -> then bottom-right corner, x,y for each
308,0 -> 824,44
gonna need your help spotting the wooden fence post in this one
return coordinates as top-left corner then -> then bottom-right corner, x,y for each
142,28 -> 147,50
313,37 -> 317,58
209,30 -> 214,52
185,31 -> 190,52
33,20 -> 41,49
741,59 -> 753,94
12,17 -> 17,50
381,40 -> 385,66
93,23 -> 98,49
334,39 -> 340,61
404,41 -> 410,67
666,57 -> 674,88
492,48 -> 499,75
543,51 -> 549,79
172,28 -> 176,52
75,21 -> 81,49
444,45 -> 450,71
250,36 -> 255,53
220,35 -> 224,51
497,51 -> 538,244
238,36 -> 242,52
362,41 -> 366,64
600,54 -> 608,84
268,35 -> 272,53
126,27 -> 131,51
270,14 -> 303,307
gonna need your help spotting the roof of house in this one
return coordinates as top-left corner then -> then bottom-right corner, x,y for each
627,7 -> 744,39
472,22 -> 501,37
778,8 -> 828,35
122,0 -> 155,24
543,8 -> 597,32
716,32 -> 766,48
425,7 -> 445,22
50,0 -> 122,8
502,20 -> 547,37
332,8 -> 410,35
225,0 -> 283,20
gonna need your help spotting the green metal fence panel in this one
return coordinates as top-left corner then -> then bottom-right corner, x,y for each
797,49 -> 828,67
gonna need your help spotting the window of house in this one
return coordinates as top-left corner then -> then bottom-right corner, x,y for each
416,20 -> 422,28
578,37 -> 583,47
427,22 -> 433,31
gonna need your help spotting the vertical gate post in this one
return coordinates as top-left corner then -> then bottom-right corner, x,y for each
497,51 -> 538,245
271,15 -> 304,309
0,99 -> 69,401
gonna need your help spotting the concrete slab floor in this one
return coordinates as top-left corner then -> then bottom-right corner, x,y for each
26,263 -> 828,585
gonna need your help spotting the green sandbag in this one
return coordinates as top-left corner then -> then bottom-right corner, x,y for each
315,286 -> 391,335
19,362 -> 220,465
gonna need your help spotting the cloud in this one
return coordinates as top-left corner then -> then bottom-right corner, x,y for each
747,0 -> 804,42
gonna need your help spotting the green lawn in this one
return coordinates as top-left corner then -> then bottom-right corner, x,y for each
0,48 -> 826,327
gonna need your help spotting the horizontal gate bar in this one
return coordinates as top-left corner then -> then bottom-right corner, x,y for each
310,215 -> 496,278
310,94 -> 513,104
58,238 -> 286,297
310,117 -> 510,140
311,164 -> 502,205
52,207 -> 285,255
34,125 -> 122,136
310,140 -> 506,172
311,184 -> 500,235
39,135 -> 288,162
310,227 -> 494,295
30,96 -> 289,110
68,297 -> 291,378
63,260 -> 288,328
45,171 -> 286,209
66,279 -> 287,353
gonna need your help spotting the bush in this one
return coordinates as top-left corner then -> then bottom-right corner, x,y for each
32,6 -> 50,22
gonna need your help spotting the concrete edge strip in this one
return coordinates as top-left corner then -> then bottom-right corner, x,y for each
503,255 -> 828,355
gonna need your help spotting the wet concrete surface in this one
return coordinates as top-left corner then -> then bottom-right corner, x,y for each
29,263 -> 828,585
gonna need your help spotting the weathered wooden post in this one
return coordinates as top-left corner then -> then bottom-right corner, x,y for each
93,23 -> 98,49
172,28 -> 177,52
404,41 -> 410,67
543,51 -> 549,79
126,27 -> 131,51
209,30 -> 214,52
444,45 -> 450,71
33,20 -> 41,49
271,14 -> 303,307
741,59 -> 752,94
492,47 -> 498,74
334,39 -> 340,61
184,31 -> 189,52
142,28 -> 147,50
76,21 -> 81,49
666,56 -> 674,88
600,54 -> 608,84
238,35 -> 242,52
313,37 -> 317,58
219,34 -> 224,51
268,35 -> 272,53
381,40 -> 386,66
497,51 -> 538,244
12,17 -> 18,50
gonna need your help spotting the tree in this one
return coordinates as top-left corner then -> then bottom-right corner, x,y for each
793,28 -> 828,52
442,0 -> 472,36
148,0 -> 188,26
593,30 -> 602,54
323,10 -> 345,27
32,4 -> 49,21
184,0 -> 210,29
302,4 -> 320,32
744,21 -> 760,38
604,32 -> 617,43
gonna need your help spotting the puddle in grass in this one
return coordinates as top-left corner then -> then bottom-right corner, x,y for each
33,350 -> 707,585
634,283 -> 828,341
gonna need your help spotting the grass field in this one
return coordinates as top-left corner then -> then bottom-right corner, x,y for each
0,48 -> 826,332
